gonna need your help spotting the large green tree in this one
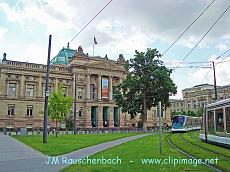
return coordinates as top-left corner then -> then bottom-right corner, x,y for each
114,48 -> 177,130
48,84 -> 73,136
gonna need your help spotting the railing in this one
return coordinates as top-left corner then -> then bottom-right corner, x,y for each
0,127 -> 171,136
4,60 -> 70,72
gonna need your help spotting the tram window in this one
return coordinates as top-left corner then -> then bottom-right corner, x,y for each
215,108 -> 224,132
207,110 -> 214,132
226,107 -> 230,133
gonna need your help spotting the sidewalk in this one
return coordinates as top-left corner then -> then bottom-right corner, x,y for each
0,132 -> 153,172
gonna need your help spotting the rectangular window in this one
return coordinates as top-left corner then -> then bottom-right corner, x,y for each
27,106 -> 33,116
8,83 -> 16,96
26,84 -> 34,97
78,87 -> 83,99
7,123 -> 14,128
26,123 -> 33,128
8,105 -> 15,116
193,101 -> 196,109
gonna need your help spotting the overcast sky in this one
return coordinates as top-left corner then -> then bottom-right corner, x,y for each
0,0 -> 230,99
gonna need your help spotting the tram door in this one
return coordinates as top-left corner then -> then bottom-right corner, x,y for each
91,106 -> 97,127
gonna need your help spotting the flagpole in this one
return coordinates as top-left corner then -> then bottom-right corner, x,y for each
93,42 -> 95,56
93,35 -> 97,57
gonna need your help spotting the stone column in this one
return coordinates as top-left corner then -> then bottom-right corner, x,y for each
72,74 -> 76,116
196,97 -> 199,108
0,72 -> 6,96
109,107 -> 114,127
85,104 -> 92,128
98,106 -> 103,128
109,76 -> 113,100
191,99 -> 194,110
98,75 -> 101,100
185,99 -> 187,110
37,76 -> 42,97
54,78 -> 59,92
72,74 -> 76,98
20,75 -> 25,97
86,74 -> 90,99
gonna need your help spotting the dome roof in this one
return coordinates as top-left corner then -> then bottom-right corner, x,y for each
51,46 -> 75,65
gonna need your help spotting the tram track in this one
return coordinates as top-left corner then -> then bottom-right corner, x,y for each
180,133 -> 230,159
188,130 -> 199,140
167,133 -> 224,172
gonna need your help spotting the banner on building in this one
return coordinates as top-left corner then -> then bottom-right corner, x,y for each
102,78 -> 109,99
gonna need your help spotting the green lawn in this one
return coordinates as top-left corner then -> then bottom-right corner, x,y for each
170,133 -> 229,172
13,133 -> 141,156
183,131 -> 230,158
62,133 -> 210,172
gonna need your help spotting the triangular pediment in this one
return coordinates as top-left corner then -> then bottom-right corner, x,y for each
86,60 -> 125,72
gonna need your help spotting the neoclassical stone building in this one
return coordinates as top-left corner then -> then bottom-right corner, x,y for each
0,45 -> 171,130
170,84 -> 230,113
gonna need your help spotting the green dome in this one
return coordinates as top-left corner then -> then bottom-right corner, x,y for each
51,45 -> 75,65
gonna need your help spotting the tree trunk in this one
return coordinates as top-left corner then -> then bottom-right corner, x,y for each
56,119 -> 58,137
143,91 -> 147,131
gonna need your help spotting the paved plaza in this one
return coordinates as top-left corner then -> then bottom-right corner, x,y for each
0,132 -> 152,172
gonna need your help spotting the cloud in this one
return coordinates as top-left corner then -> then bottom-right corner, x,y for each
189,56 -> 230,86
216,42 -> 228,51
0,0 -> 77,33
1,0 -> 230,95
0,27 -> 7,38
2,0 -> 230,56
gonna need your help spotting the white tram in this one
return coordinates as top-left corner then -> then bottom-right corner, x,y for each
200,98 -> 230,147
172,115 -> 202,132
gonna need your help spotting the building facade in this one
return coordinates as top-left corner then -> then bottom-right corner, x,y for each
0,45 -> 171,130
171,84 -> 230,113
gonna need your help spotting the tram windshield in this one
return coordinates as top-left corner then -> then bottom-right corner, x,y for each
172,115 -> 185,129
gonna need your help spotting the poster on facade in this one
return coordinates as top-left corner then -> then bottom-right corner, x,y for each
102,78 -> 109,99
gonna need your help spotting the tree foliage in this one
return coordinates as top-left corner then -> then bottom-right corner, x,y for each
114,48 -> 177,129
48,84 -> 73,136
170,107 -> 204,118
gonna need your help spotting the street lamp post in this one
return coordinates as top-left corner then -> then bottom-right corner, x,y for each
73,73 -> 77,134
43,35 -> 52,144
158,101 -> 163,155
212,61 -> 217,101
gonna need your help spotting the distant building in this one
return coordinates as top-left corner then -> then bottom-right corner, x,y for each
170,99 -> 185,112
171,84 -> 230,113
